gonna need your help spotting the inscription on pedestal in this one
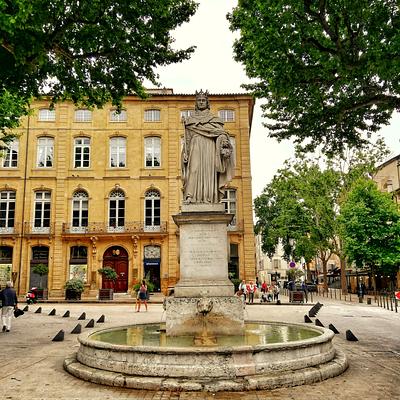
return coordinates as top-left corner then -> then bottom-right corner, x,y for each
180,224 -> 227,280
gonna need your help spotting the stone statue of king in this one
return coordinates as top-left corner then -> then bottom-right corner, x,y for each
181,90 -> 235,204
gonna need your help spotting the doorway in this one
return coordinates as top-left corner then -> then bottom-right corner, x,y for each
102,246 -> 128,292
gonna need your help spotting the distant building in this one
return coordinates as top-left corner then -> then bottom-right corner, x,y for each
0,91 -> 256,297
374,153 -> 400,203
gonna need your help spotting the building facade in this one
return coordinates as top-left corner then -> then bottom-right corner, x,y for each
0,90 -> 256,297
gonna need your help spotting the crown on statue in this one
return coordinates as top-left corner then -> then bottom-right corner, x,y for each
195,89 -> 209,99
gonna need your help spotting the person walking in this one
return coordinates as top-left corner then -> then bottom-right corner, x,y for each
136,280 -> 148,312
248,280 -> 256,304
239,279 -> 247,303
0,281 -> 18,332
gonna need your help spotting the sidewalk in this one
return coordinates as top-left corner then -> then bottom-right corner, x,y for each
0,299 -> 399,399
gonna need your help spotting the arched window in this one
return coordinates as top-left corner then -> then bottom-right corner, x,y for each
109,109 -> 127,122
144,109 -> 161,122
38,109 -> 55,121
74,109 -> 92,122
72,191 -> 88,231
144,190 -> 160,231
1,139 -> 19,168
33,191 -> 51,232
37,137 -> 54,168
108,190 -> 125,231
218,109 -> 235,122
144,137 -> 161,167
0,191 -> 16,232
74,137 -> 90,168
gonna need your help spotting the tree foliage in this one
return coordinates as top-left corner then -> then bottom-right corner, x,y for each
229,1 -> 400,155
0,0 -> 197,141
339,178 -> 400,278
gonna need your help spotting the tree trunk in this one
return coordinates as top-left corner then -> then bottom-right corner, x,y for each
340,258 -> 347,294
322,259 -> 328,292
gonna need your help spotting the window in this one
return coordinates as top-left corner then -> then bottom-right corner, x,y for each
2,139 -> 18,168
109,137 -> 126,168
145,190 -> 160,230
74,137 -> 90,168
109,109 -> 127,122
37,137 -> 54,168
218,109 -> 235,122
144,137 -> 161,167
38,109 -> 56,121
108,190 -> 125,231
228,243 -> 239,279
33,191 -> 51,232
180,109 -> 194,119
75,109 -> 92,122
72,191 -> 88,232
69,246 -> 88,281
144,109 -> 161,122
222,189 -> 236,226
0,191 -> 16,232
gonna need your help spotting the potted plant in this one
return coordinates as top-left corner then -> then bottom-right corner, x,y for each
64,278 -> 85,300
98,267 -> 118,300
32,263 -> 49,299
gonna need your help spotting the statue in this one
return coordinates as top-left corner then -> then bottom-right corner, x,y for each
181,90 -> 235,204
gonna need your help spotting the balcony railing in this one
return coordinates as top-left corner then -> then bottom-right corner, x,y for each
62,221 -> 168,235
24,222 -> 55,235
0,223 -> 21,235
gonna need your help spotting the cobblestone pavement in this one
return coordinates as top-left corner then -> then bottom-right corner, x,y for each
0,295 -> 399,400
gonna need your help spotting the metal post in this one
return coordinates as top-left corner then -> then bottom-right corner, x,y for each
390,297 -> 393,311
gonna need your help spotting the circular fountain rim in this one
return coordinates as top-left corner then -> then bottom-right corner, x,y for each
79,320 -> 334,353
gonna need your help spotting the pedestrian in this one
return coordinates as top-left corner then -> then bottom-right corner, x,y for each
248,280 -> 256,304
239,279 -> 247,303
261,281 -> 267,294
0,281 -> 18,332
136,280 -> 148,312
273,283 -> 280,301
301,281 -> 308,303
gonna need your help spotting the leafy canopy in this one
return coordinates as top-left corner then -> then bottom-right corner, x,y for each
0,0 -> 197,139
229,1 -> 400,155
339,178 -> 400,276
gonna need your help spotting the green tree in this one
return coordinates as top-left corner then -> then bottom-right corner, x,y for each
339,178 -> 400,289
228,1 -> 400,155
32,263 -> 49,289
0,0 -> 197,143
255,160 -> 340,290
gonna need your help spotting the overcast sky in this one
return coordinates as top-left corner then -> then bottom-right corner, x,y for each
156,0 -> 400,199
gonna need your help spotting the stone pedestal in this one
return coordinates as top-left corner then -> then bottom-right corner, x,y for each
167,204 -> 244,336
172,204 -> 234,297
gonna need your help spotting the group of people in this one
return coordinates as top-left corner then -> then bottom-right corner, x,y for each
236,279 -> 280,304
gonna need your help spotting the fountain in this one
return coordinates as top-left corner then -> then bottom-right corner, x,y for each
64,91 -> 347,391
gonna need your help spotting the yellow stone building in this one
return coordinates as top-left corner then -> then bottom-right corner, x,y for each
0,90 -> 256,298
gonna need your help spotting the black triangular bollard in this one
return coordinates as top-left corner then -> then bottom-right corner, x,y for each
62,311 -> 70,318
329,324 -> 340,334
97,315 -> 105,323
71,324 -> 82,334
23,305 -> 29,312
346,330 -> 358,341
48,308 -> 56,316
52,330 -> 64,342
85,319 -> 95,328
304,315 -> 313,323
308,305 -> 317,317
78,312 -> 86,320
35,307 -> 42,313
315,319 -> 324,327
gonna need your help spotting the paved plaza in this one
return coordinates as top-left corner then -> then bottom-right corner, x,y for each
0,294 -> 399,400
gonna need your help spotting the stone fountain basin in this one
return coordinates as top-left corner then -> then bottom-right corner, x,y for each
64,321 -> 348,391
